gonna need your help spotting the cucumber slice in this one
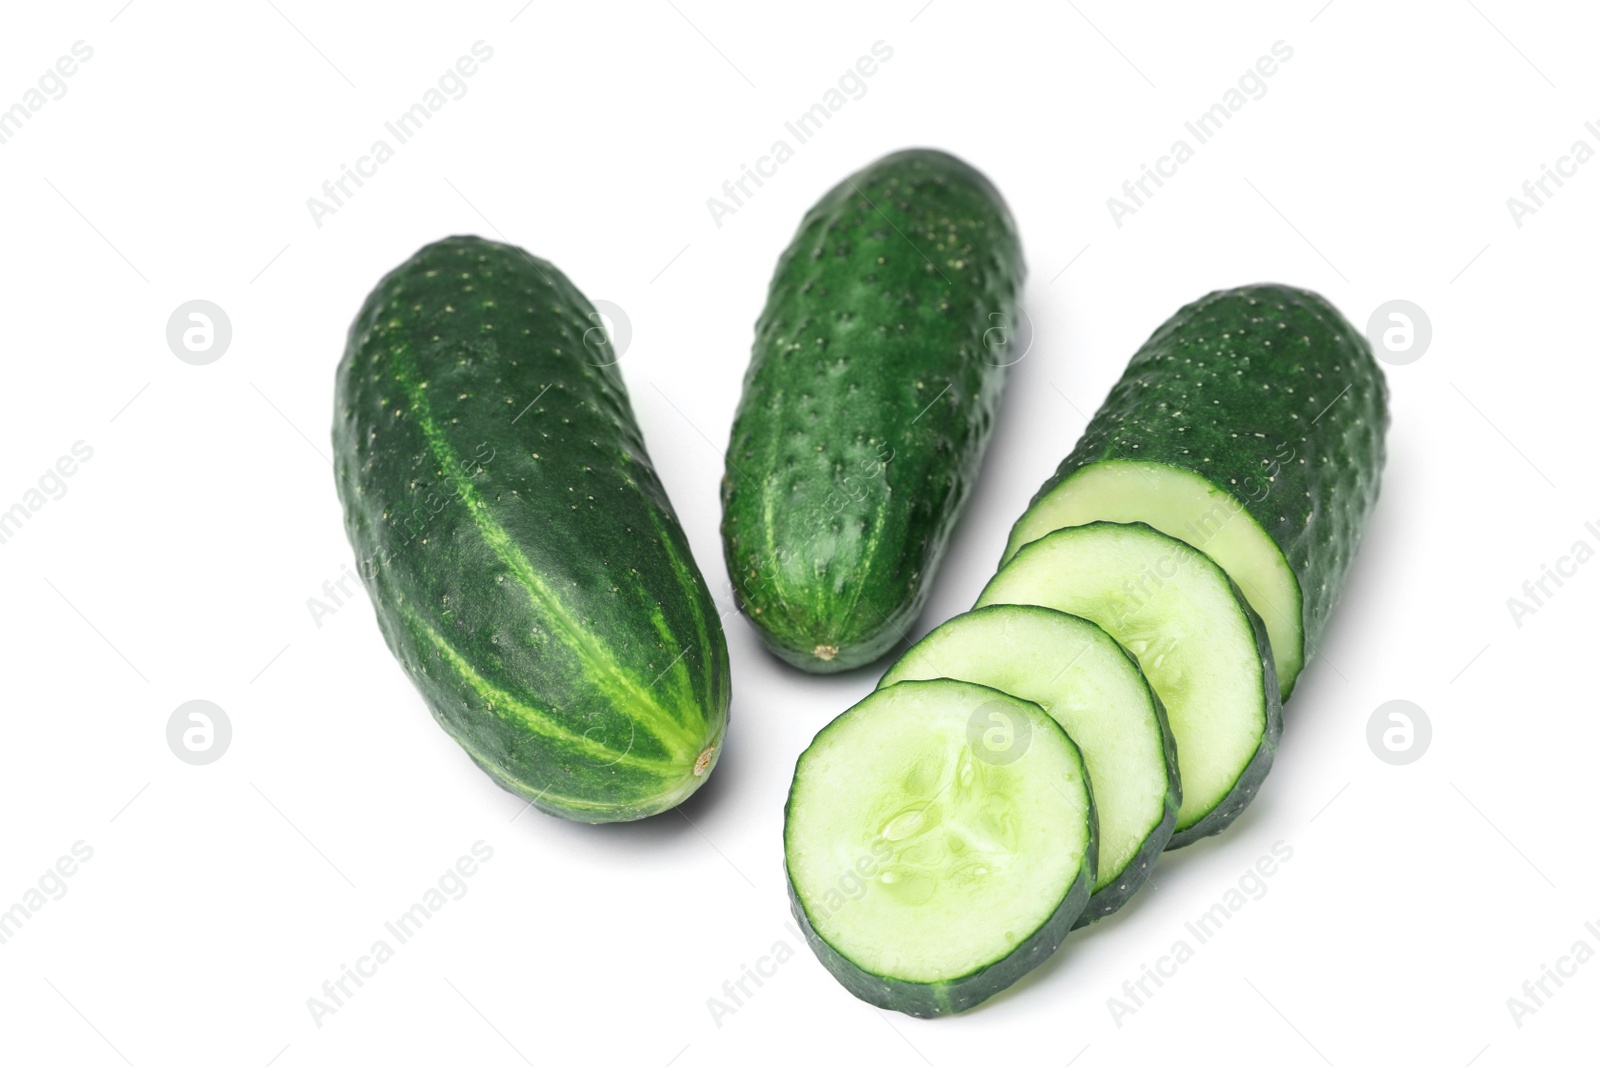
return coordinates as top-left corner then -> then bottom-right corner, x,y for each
784,679 -> 1096,1016
976,522 -> 1280,847
879,605 -> 1178,923
1001,285 -> 1388,700
1004,461 -> 1302,697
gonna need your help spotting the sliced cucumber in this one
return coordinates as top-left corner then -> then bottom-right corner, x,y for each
976,522 -> 1280,847
784,679 -> 1096,1016
1002,285 -> 1389,700
879,605 -> 1178,923
1004,461 -> 1302,697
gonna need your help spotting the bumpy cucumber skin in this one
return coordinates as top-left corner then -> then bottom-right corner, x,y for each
1011,285 -> 1387,696
784,681 -> 1095,1017
722,148 -> 1025,673
333,236 -> 730,823
876,604 -> 1180,925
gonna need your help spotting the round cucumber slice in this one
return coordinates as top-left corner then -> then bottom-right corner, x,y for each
977,522 -> 1281,847
998,285 -> 1390,702
1003,459 -> 1303,697
784,679 -> 1096,1016
879,605 -> 1178,923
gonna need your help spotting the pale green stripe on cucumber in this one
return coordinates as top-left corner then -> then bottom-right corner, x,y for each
333,236 -> 729,823
387,346 -> 700,759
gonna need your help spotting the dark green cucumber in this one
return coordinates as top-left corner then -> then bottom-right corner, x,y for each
722,148 -> 1025,672
333,236 -> 729,823
785,679 -> 1095,1016
1003,285 -> 1387,698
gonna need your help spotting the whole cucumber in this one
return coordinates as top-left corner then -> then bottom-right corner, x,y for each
722,149 -> 1026,672
334,236 -> 730,822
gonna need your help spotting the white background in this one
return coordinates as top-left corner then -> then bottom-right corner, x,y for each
1,1 -> 1595,1063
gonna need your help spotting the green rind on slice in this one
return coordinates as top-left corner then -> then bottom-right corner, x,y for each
1005,461 -> 1304,696
879,604 -> 1178,923
785,679 -> 1095,1016
1002,284 -> 1388,699
722,148 -> 1026,673
977,522 -> 1282,847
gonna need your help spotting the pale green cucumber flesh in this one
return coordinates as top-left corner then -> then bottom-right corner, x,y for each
977,522 -> 1281,845
785,679 -> 1095,1016
1004,285 -> 1390,702
1003,459 -> 1304,696
879,604 -> 1178,923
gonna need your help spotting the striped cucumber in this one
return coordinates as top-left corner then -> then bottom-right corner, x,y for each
333,236 -> 729,823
